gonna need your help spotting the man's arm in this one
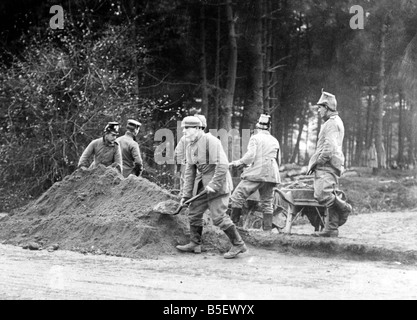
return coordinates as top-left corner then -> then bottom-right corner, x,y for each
174,137 -> 186,165
182,163 -> 197,198
316,122 -> 338,165
231,136 -> 257,167
132,142 -> 143,165
206,137 -> 229,192
114,144 -> 123,173
78,140 -> 96,168
131,143 -> 143,176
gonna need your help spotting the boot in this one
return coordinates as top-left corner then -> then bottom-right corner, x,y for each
230,207 -> 242,225
262,213 -> 273,231
176,225 -> 203,253
313,204 -> 339,238
223,225 -> 248,259
334,194 -> 352,227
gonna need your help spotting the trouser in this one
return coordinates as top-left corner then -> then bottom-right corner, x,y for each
314,166 -> 340,230
179,164 -> 186,195
230,180 -> 276,215
187,191 -> 234,231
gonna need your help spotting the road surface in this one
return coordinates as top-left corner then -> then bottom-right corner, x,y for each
1,243 -> 416,300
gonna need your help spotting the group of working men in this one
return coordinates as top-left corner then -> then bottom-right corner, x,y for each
77,90 -> 352,259
78,119 -> 143,178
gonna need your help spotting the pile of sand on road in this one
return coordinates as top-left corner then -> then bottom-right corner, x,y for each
0,166 -> 230,259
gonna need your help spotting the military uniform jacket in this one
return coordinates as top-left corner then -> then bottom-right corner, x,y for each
116,132 -> 143,175
78,137 -> 122,170
174,136 -> 187,165
307,114 -> 345,174
237,130 -> 281,183
183,131 -> 233,198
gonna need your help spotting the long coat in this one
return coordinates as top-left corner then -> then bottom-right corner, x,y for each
237,130 -> 281,183
307,114 -> 345,174
116,132 -> 143,177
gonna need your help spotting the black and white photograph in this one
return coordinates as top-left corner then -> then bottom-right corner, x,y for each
1,0 -> 417,303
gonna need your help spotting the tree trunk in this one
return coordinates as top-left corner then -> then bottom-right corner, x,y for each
249,0 -> 264,122
354,98 -> 365,166
213,4 -> 221,129
262,0 -> 273,115
221,0 -> 237,131
365,91 -> 373,148
374,20 -> 388,173
200,5 -> 209,118
409,101 -> 417,166
129,0 -> 139,98
290,105 -> 306,164
397,90 -> 405,166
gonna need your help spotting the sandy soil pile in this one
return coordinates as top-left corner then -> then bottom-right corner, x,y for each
0,166 -> 230,258
1,165 -> 416,263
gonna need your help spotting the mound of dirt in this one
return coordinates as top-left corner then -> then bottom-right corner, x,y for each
0,165 -> 231,258
1,165 -> 416,263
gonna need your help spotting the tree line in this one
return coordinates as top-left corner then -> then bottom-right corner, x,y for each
1,0 -> 417,211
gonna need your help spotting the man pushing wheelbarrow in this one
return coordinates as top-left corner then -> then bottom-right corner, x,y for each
306,90 -> 353,237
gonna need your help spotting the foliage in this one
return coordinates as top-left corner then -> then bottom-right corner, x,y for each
0,15 -> 154,209
1,0 -> 417,211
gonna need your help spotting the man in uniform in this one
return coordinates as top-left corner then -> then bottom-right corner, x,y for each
174,110 -> 208,194
307,90 -> 352,237
78,121 -> 122,173
176,116 -> 247,259
229,114 -> 281,231
116,119 -> 143,178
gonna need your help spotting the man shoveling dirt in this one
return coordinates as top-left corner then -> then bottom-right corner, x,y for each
175,115 -> 248,259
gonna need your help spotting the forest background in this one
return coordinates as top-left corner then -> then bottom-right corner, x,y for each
1,0 -> 417,212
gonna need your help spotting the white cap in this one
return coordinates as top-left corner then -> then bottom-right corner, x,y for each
194,114 -> 207,128
315,90 -> 337,111
181,116 -> 203,128
256,114 -> 271,129
127,119 -> 142,127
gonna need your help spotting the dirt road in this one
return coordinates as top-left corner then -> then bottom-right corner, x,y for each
1,243 -> 416,300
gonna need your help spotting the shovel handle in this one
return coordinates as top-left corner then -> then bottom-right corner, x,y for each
183,189 -> 208,205
173,189 -> 208,215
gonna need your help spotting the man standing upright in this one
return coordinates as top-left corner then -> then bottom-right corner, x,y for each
229,114 -> 281,231
78,121 -> 122,173
176,116 -> 247,259
307,90 -> 352,237
116,119 -> 143,178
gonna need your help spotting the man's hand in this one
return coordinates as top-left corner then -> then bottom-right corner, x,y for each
229,161 -> 238,167
180,197 -> 190,206
230,161 -> 246,171
205,185 -> 216,194
306,165 -> 316,175
133,163 -> 143,176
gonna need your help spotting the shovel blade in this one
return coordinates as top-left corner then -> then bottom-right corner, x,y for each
152,199 -> 181,215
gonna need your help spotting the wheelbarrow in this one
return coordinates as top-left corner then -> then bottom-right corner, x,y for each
274,187 -> 348,234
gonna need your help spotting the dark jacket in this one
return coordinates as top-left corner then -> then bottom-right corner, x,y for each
116,132 -> 143,177
78,137 -> 122,171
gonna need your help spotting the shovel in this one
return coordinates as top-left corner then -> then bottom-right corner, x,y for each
153,189 -> 208,215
